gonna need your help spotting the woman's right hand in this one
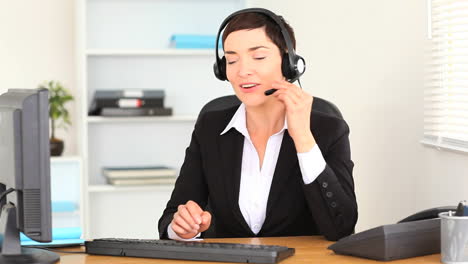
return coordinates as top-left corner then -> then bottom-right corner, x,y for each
170,200 -> 212,239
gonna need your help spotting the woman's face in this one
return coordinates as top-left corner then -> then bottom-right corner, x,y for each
224,27 -> 284,107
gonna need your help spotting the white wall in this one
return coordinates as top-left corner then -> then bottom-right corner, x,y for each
250,0 -> 468,232
0,0 -> 77,155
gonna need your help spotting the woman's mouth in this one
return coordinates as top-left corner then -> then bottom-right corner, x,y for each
240,83 -> 260,93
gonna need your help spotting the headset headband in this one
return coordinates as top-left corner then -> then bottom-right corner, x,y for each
215,8 -> 297,70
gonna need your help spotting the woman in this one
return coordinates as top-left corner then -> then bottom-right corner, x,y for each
158,8 -> 357,241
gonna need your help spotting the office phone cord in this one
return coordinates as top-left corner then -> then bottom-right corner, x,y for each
22,246 -> 86,254
0,188 -> 15,202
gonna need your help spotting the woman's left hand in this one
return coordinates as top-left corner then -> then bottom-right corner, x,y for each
271,80 -> 316,153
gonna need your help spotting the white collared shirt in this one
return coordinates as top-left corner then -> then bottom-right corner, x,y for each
168,103 -> 326,239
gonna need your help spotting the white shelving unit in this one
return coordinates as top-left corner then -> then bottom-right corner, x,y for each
88,184 -> 175,193
76,0 -> 246,239
86,49 -> 215,56
50,155 -> 82,163
87,115 -> 197,124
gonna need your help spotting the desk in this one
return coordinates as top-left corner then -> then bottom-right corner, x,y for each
58,236 -> 441,264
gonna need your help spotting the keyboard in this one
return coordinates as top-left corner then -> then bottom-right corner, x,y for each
85,238 -> 295,263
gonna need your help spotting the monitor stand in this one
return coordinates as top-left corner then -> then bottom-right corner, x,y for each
0,202 -> 60,264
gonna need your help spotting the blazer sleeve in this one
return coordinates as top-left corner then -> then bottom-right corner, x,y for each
303,120 -> 358,241
158,116 -> 209,239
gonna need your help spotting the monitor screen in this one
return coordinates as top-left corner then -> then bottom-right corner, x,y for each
0,88 -> 59,263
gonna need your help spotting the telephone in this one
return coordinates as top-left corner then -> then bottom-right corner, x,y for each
329,203 -> 467,261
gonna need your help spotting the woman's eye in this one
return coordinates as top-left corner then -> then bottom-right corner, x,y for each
254,57 -> 266,60
227,61 -> 237,65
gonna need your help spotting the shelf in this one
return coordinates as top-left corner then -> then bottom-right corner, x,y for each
88,184 -> 175,193
86,49 -> 216,57
87,115 -> 197,123
51,156 -> 82,163
81,0 -> 245,238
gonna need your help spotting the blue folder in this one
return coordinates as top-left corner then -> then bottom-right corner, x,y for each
170,34 -> 221,49
21,227 -> 84,247
21,238 -> 84,247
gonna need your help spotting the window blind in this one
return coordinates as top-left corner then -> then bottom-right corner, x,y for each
423,0 -> 468,152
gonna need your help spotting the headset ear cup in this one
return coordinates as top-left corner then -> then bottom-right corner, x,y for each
219,56 -> 227,81
214,56 -> 227,81
295,55 -> 306,77
281,52 -> 294,81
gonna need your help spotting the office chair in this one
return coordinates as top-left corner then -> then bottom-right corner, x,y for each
197,94 -> 343,121
196,94 -> 344,238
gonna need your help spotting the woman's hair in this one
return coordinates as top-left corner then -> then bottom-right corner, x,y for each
221,12 -> 296,54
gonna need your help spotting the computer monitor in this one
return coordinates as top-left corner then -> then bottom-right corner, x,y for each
0,88 -> 59,263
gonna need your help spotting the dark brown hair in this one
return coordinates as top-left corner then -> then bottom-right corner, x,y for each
221,12 -> 296,54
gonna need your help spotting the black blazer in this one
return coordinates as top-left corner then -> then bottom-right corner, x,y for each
158,105 -> 358,241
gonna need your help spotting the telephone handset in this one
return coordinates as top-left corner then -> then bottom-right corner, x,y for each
397,206 -> 457,223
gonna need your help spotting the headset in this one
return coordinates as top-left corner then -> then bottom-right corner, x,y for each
213,8 -> 306,83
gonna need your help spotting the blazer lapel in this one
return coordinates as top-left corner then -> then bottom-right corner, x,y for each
218,129 -> 254,236
264,131 -> 298,222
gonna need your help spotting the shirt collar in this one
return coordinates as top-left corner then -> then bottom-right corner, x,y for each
220,103 -> 288,138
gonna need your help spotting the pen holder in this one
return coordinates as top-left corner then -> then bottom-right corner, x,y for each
440,211 -> 468,264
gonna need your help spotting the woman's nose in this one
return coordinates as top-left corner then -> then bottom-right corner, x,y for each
237,59 -> 254,77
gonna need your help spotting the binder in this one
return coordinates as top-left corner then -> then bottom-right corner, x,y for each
95,98 -> 163,109
88,89 -> 166,115
100,107 -> 172,117
94,90 -> 165,99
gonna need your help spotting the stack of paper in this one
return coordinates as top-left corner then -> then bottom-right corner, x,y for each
103,166 -> 177,186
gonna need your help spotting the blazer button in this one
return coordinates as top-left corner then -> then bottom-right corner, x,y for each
331,202 -> 337,208
322,182 -> 328,188
326,191 -> 333,198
